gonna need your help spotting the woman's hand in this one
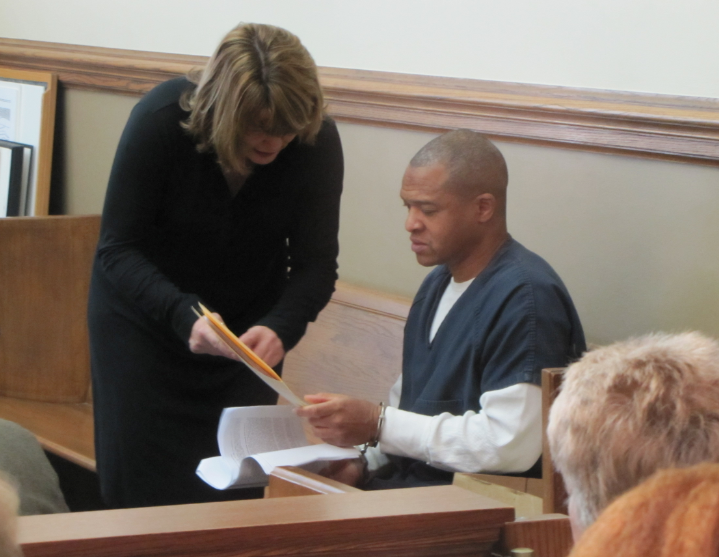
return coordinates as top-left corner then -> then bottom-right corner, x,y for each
239,326 -> 285,368
188,313 -> 240,360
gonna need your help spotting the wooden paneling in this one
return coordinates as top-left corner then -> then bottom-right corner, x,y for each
0,215 -> 100,402
19,485 -> 515,557
1,38 -> 717,165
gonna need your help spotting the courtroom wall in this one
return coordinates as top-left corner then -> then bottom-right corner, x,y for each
1,0 -> 718,97
58,89 -> 719,347
7,1 -> 718,346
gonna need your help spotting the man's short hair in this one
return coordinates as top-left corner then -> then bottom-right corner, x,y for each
409,129 -> 508,206
548,332 -> 719,531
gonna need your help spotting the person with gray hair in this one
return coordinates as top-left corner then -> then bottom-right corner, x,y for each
548,331 -> 719,539
0,420 -> 68,516
298,129 -> 585,489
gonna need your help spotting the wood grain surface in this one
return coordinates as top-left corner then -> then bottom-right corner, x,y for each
0,215 -> 100,402
502,514 -> 573,557
542,368 -> 568,515
19,485 -> 514,557
282,282 -> 410,404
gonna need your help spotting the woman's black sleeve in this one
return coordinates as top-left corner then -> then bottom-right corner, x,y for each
95,100 -> 201,342
256,119 -> 344,350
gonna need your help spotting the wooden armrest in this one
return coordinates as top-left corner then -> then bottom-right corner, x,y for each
0,397 -> 95,471
265,466 -> 361,497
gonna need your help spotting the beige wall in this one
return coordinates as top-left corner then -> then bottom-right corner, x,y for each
60,89 -> 719,347
3,1 -> 719,97
59,90 -> 138,215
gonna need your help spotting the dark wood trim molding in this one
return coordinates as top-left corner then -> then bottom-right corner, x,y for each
2,38 -> 718,165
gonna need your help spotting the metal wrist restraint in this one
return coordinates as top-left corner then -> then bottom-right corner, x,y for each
360,402 -> 386,455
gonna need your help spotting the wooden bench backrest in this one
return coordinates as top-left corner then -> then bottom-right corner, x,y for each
282,282 -> 411,403
0,215 -> 100,403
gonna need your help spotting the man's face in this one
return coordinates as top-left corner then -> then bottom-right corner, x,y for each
400,163 -> 480,270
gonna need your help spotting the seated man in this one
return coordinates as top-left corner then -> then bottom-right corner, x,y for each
297,129 -> 586,488
548,331 -> 719,540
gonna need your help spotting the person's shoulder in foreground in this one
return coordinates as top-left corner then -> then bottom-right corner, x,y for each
0,419 -> 69,516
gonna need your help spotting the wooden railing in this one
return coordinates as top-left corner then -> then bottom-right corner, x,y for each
18,485 -> 514,557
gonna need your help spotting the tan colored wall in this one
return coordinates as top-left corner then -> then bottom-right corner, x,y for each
58,89 -> 719,346
59,89 -> 138,215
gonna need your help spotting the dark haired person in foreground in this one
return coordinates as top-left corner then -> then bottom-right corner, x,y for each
298,130 -> 585,489
89,22 -> 343,508
549,331 -> 719,540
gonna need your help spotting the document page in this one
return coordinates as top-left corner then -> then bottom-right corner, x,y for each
218,405 -> 308,461
196,406 -> 359,490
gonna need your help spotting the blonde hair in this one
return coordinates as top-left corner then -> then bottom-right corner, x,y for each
181,22 -> 324,174
570,463 -> 719,557
0,476 -> 21,557
548,332 -> 719,532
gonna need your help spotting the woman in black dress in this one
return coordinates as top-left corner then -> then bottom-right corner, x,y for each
88,23 -> 343,509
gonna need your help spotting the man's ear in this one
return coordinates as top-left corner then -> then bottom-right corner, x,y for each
474,193 -> 496,223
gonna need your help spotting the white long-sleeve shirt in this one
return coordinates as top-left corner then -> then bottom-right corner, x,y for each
366,276 -> 543,475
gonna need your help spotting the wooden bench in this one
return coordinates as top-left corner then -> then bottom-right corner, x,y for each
0,215 -> 410,476
0,215 -> 99,470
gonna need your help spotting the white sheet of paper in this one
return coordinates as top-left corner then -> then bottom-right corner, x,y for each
196,406 -> 360,489
218,405 -> 308,460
